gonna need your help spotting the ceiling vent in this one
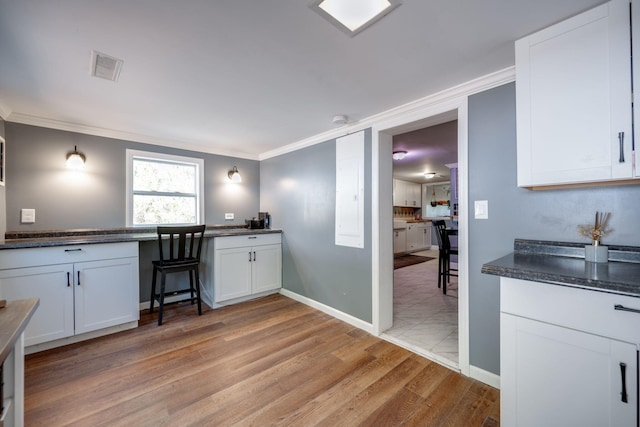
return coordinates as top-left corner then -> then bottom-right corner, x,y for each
90,50 -> 123,82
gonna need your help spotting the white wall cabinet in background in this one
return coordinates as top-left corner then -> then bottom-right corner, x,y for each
213,234 -> 282,303
0,242 -> 139,349
393,179 -> 421,207
501,277 -> 639,426
516,0 -> 637,188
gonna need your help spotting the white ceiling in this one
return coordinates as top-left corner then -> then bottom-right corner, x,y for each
0,0 -> 605,159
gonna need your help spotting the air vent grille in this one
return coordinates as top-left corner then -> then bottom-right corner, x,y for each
90,50 -> 123,82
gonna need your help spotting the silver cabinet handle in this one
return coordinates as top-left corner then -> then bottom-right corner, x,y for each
614,304 -> 640,314
618,132 -> 625,163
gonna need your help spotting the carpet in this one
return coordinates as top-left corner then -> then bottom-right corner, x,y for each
394,254 -> 435,269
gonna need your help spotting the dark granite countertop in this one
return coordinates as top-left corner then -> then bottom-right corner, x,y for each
482,239 -> 640,297
0,226 -> 282,250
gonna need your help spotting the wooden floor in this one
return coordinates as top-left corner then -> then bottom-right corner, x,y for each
24,294 -> 500,426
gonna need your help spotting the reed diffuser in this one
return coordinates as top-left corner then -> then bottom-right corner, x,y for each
578,212 -> 612,263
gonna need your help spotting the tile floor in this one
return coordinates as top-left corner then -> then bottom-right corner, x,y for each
382,249 -> 459,370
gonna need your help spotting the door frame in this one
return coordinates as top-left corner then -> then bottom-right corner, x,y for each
371,97 -> 470,376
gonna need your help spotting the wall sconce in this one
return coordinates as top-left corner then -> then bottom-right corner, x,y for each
228,166 -> 242,183
66,145 -> 86,170
392,151 -> 407,160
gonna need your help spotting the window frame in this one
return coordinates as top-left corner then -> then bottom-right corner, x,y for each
126,149 -> 204,227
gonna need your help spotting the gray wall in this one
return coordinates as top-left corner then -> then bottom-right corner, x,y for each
0,118 -> 5,237
467,82 -> 640,375
5,123 -> 260,231
260,130 -> 373,323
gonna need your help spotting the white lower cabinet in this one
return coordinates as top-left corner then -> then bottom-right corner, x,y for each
0,242 -> 139,348
393,228 -> 406,254
407,223 -> 431,251
501,277 -> 639,426
213,234 -> 282,303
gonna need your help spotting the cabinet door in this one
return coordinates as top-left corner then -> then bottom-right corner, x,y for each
419,225 -> 431,250
215,247 -> 252,302
502,313 -> 637,426
407,183 -> 421,207
393,229 -> 406,254
0,264 -> 74,346
251,244 -> 282,294
516,0 -> 633,186
393,179 -> 408,206
74,258 -> 139,335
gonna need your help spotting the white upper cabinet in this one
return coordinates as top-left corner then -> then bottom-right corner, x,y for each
516,0 -> 636,188
393,179 -> 421,207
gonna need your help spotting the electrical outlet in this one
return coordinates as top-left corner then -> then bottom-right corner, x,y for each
225,213 -> 234,220
21,208 -> 36,224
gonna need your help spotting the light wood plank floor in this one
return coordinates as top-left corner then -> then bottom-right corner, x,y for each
24,294 -> 500,426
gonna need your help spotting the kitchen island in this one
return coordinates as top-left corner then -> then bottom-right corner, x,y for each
483,239 -> 640,426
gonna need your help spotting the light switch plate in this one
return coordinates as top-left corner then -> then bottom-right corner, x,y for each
21,208 -> 36,224
474,200 -> 489,219
225,213 -> 234,220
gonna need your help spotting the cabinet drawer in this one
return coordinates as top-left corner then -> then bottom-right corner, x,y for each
0,242 -> 139,270
501,277 -> 640,344
214,233 -> 281,250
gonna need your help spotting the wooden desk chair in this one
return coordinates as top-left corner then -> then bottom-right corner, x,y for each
432,220 -> 458,294
149,225 -> 206,325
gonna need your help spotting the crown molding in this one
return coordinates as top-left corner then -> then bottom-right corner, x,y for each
4,113 -> 260,161
259,66 -> 515,160
0,99 -> 12,121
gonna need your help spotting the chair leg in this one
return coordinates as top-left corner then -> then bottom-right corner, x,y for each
443,253 -> 448,295
188,270 -> 195,305
437,252 -> 443,289
158,272 -> 167,326
149,267 -> 157,314
194,268 -> 202,316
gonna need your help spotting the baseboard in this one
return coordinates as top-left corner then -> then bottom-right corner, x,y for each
25,321 -> 139,355
279,289 -> 374,334
469,365 -> 500,389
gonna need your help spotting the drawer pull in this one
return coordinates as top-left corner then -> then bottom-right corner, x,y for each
248,236 -> 257,239
64,248 -> 83,252
614,304 -> 640,314
620,362 -> 628,403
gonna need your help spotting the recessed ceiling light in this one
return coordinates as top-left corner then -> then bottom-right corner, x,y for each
392,151 -> 407,160
311,0 -> 401,37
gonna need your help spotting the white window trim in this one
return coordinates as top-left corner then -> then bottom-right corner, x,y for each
126,149 -> 205,227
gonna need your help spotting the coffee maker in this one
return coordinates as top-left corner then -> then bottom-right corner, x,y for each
259,212 -> 271,229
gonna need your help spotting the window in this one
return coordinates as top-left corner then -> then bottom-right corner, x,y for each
126,150 -> 204,226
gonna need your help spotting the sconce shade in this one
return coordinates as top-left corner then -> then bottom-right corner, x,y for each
392,151 -> 407,160
66,146 -> 86,169
228,166 -> 242,182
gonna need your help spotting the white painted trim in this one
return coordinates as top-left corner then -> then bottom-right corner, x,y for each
25,321 -> 138,355
259,66 -> 515,160
125,149 -> 205,227
0,99 -> 11,121
4,113 -> 260,160
279,288 -> 374,333
470,365 -> 501,389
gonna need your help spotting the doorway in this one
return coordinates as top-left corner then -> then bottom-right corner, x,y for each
372,100 -> 469,376
386,120 -> 459,369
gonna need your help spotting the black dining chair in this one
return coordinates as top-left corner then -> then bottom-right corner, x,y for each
432,220 -> 458,294
149,224 -> 206,325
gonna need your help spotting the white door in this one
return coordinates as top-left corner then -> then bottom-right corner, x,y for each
215,247 -> 252,302
74,258 -> 139,335
251,244 -> 282,294
0,264 -> 74,346
501,313 -> 637,426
